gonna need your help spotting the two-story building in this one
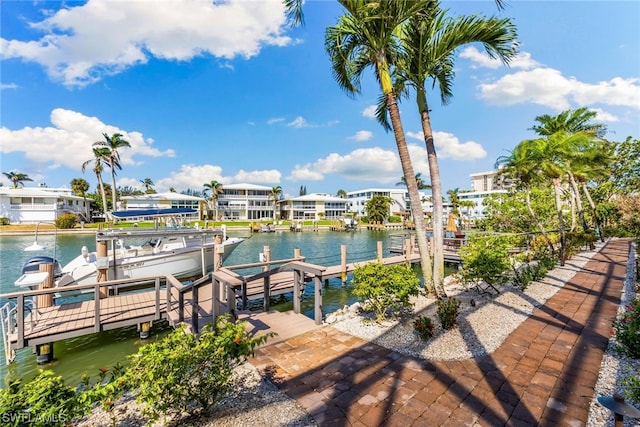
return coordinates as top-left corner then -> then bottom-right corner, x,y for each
0,186 -> 91,224
216,183 -> 276,221
279,193 -> 348,221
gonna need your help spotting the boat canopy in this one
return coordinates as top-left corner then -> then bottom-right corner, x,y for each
111,208 -> 197,219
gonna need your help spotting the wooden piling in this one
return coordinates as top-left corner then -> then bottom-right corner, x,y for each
97,240 -> 108,299
36,263 -> 54,309
341,244 -> 347,284
263,245 -> 271,312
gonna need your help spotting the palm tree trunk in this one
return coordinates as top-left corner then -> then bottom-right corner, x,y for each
97,173 -> 108,219
552,178 -> 566,266
567,172 -> 589,233
581,182 -> 603,241
525,189 -> 555,255
417,92 -> 445,297
386,92 -> 434,297
110,165 -> 118,214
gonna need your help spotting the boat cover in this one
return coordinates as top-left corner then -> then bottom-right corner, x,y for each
111,208 -> 197,218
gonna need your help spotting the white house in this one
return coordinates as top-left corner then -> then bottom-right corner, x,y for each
216,183 -> 276,221
279,193 -> 348,221
0,186 -> 90,224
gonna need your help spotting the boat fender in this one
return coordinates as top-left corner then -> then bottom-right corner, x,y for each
81,246 -> 89,261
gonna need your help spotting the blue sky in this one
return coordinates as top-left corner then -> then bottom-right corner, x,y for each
1,0 -> 639,199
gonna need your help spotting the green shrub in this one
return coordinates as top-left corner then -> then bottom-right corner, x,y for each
459,235 -> 513,292
0,217 -> 9,225
54,213 -> 78,229
0,371 -> 83,426
613,296 -> 640,358
413,315 -> 435,340
624,376 -> 640,405
352,262 -> 420,322
437,298 -> 461,330
124,315 -> 272,422
388,215 -> 402,223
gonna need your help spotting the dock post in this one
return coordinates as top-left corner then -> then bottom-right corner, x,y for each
139,322 -> 151,340
314,276 -> 322,325
377,241 -> 383,262
214,234 -> 223,271
263,246 -> 271,312
35,263 -> 55,364
341,245 -> 347,285
97,240 -> 108,299
404,239 -> 411,264
293,269 -> 301,314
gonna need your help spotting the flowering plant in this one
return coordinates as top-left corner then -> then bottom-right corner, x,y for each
413,315 -> 435,340
437,298 -> 462,330
613,296 -> 640,358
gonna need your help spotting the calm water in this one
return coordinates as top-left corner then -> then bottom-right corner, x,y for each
0,228 -> 419,386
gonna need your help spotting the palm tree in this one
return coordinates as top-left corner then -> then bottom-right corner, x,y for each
93,133 -> 131,213
326,0 -> 435,295
70,178 -> 90,221
203,180 -> 223,221
2,171 -> 33,188
82,147 -> 111,218
336,189 -> 347,198
496,144 -> 555,253
140,178 -> 155,194
269,186 -> 283,221
366,195 -> 393,223
396,173 -> 431,190
386,0 -> 518,295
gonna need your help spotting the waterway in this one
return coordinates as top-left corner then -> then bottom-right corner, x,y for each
0,228 -> 439,386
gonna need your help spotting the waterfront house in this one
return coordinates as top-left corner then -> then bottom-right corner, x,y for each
279,193 -> 348,221
0,186 -> 90,224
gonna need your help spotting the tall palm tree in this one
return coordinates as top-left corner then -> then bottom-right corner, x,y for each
336,189 -> 347,198
140,178 -> 155,193
326,0 -> 435,295
269,186 -> 283,221
70,178 -> 90,221
82,147 -> 111,218
203,180 -> 223,221
388,0 -> 517,295
2,171 -> 33,188
93,133 -> 131,213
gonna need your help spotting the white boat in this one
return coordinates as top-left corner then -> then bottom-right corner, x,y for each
14,209 -> 245,293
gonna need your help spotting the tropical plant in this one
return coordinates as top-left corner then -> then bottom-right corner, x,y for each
203,180 -> 224,221
458,234 -> 514,293
93,132 -> 131,213
82,147 -> 111,219
365,195 -> 393,223
2,171 -> 33,188
436,298 -> 461,330
613,295 -> 640,358
55,213 -> 78,229
413,315 -> 435,340
269,186 -> 283,220
139,178 -> 155,193
70,178 -> 90,221
352,262 -> 420,322
325,0 -> 434,295
385,0 -> 518,297
124,315 -> 272,421
396,173 -> 431,189
299,185 -> 307,196
336,189 -> 347,198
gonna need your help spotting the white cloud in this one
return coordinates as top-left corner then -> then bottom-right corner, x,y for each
155,164 -> 225,192
362,105 -> 377,119
591,108 -> 619,123
478,68 -> 640,111
232,169 -> 281,184
348,130 -> 373,142
460,46 -> 537,70
287,145 -> 432,184
267,117 -> 285,125
1,83 -> 18,90
0,108 -> 175,172
287,116 -> 312,128
406,131 -> 487,161
1,0 -> 291,87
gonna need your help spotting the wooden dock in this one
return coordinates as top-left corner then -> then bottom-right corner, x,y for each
0,241 -> 459,365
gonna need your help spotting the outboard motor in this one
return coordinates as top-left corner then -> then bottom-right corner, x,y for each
20,256 -> 62,277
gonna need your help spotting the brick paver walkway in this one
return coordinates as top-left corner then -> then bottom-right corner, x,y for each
250,239 -> 631,426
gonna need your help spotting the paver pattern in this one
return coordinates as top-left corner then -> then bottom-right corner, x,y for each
250,239 -> 630,426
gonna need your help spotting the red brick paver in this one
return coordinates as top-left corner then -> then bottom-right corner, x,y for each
250,239 -> 630,426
